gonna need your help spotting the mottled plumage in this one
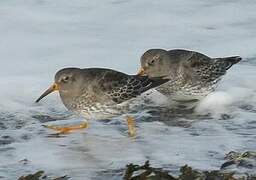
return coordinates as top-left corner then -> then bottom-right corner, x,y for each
36,67 -> 167,119
139,49 -> 242,101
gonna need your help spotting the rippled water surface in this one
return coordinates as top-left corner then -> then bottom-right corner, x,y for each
0,0 -> 256,179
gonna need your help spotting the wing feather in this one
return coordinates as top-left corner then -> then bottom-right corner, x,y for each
99,70 -> 166,103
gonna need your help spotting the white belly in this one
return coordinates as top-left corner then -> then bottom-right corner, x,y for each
156,80 -> 219,101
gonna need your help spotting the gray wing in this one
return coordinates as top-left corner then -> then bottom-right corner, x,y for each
99,69 -> 167,103
186,51 -> 226,82
168,50 -> 241,82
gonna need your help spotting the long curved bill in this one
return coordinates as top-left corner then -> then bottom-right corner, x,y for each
137,67 -> 145,76
35,83 -> 59,103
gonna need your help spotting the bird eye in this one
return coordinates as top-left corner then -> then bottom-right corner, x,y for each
149,59 -> 156,66
62,76 -> 70,82
149,55 -> 160,66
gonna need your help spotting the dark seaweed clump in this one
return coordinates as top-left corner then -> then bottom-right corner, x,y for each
123,160 -> 256,180
18,171 -> 69,180
123,151 -> 256,180
18,151 -> 256,180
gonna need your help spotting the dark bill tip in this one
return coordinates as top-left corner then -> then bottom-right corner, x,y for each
35,83 -> 59,103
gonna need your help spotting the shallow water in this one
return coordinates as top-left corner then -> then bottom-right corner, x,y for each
0,0 -> 256,179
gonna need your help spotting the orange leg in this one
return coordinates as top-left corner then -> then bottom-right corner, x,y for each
42,120 -> 88,133
126,116 -> 136,137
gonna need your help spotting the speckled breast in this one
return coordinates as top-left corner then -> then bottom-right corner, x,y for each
60,92 -> 125,120
156,77 -> 221,101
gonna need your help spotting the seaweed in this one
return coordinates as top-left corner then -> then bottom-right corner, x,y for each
123,159 -> 256,180
17,151 -> 256,180
123,161 -> 176,180
18,171 -> 69,180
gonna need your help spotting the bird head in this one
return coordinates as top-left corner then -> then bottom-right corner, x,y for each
35,68 -> 83,103
137,49 -> 170,79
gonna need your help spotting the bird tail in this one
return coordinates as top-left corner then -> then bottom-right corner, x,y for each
217,56 -> 242,70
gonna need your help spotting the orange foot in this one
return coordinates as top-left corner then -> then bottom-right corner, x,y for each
42,120 -> 88,133
126,116 -> 136,137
